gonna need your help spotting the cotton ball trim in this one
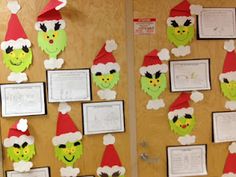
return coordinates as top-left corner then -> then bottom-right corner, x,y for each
105,40 -> 117,52
190,91 -> 204,103
190,4 -> 203,15
229,142 -> 236,153
58,102 -> 71,114
158,48 -> 170,61
7,1 -> 21,14
103,134 -> 115,145
224,40 -> 235,52
17,119 -> 28,132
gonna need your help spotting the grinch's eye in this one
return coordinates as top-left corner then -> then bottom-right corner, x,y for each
150,80 -> 152,83
100,173 -> 109,177
173,116 -> 178,123
185,114 -> 192,119
74,142 -> 80,146
59,144 -> 66,148
47,36 -> 50,39
24,147 -> 29,154
13,148 -> 20,154
224,78 -> 229,83
95,72 -> 102,76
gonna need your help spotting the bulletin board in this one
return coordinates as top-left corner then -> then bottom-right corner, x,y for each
134,0 -> 236,177
0,0 -> 131,176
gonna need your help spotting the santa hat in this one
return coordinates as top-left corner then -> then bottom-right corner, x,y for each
35,0 -> 67,31
167,0 -> 202,26
1,1 -> 31,51
97,134 -> 126,176
168,91 -> 203,120
52,103 -> 82,146
222,142 -> 236,177
139,49 -> 170,76
91,40 -> 120,75
219,40 -> 236,82
4,119 -> 34,147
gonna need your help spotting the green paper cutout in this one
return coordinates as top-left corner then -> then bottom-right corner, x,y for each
38,29 -> 67,59
169,115 -> 196,136
221,81 -> 236,100
55,140 -> 83,167
7,143 -> 35,162
141,73 -> 167,100
167,25 -> 194,47
3,48 -> 32,73
93,72 -> 120,90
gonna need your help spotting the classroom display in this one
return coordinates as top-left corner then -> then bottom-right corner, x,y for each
139,49 -> 170,110
222,142 -> 236,177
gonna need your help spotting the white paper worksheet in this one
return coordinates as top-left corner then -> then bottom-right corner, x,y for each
167,145 -> 207,177
6,167 -> 50,177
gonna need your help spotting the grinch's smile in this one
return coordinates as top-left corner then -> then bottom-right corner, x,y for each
10,60 -> 22,66
64,156 -> 75,162
46,47 -> 58,54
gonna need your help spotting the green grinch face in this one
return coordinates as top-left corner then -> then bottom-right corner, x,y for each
167,19 -> 194,47
141,71 -> 167,100
93,70 -> 120,90
7,142 -> 35,162
99,172 -> 125,177
221,79 -> 236,100
169,114 -> 196,136
55,140 -> 83,167
3,47 -> 32,73
38,23 -> 67,58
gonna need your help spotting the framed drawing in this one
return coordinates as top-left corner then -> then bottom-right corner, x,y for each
82,101 -> 125,135
212,111 -> 236,143
167,145 -> 207,177
6,167 -> 50,177
47,69 -> 92,103
169,59 -> 211,92
198,8 -> 236,39
1,82 -> 46,117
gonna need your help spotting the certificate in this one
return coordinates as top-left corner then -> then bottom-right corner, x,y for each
82,101 -> 125,135
198,8 -> 236,39
6,167 -> 50,177
1,83 -> 46,117
169,59 -> 211,92
47,69 -> 92,102
213,111 -> 236,143
167,145 -> 207,177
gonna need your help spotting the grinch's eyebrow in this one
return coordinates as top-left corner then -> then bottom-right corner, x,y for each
74,142 -> 80,146
22,142 -> 28,148
6,46 -> 13,54
59,144 -> 66,148
13,144 -> 20,149
171,20 -> 179,27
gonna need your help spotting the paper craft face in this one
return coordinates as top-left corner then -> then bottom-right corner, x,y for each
3,47 -> 32,73
55,140 -> 83,166
169,114 -> 196,136
93,71 -> 120,90
38,23 -> 67,59
99,172 -> 125,177
141,71 -> 167,100
7,142 -> 35,162
221,79 -> 236,100
167,19 -> 194,47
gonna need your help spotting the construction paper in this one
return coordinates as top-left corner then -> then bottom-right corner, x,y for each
146,99 -> 165,110
221,82 -> 236,101
7,72 -> 28,83
222,142 -> 236,176
97,89 -> 117,100
60,166 -> 80,177
177,135 -> 196,145
93,72 -> 120,90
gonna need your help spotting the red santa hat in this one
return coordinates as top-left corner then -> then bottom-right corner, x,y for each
91,40 -> 120,75
52,103 -> 82,146
97,134 -> 126,176
3,119 -> 34,147
167,0 -> 195,26
168,91 -> 203,120
139,49 -> 170,76
222,142 -> 236,177
1,1 -> 31,51
35,0 -> 67,31
219,40 -> 236,82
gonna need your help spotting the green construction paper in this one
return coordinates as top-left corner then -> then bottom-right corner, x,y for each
169,114 -> 196,136
55,140 -> 83,167
167,24 -> 194,47
221,81 -> 236,100
7,143 -> 35,162
3,48 -> 32,73
141,72 -> 167,100
38,29 -> 67,59
93,72 -> 120,90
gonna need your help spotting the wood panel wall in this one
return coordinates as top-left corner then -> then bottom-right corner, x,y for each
134,0 -> 236,177
0,0 -> 131,176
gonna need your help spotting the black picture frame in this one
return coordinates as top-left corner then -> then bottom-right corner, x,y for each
6,166 -> 51,177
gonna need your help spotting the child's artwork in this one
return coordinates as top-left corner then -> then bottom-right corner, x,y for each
35,0 -> 67,70
91,40 -> 120,100
3,119 -> 35,172
168,91 -> 203,145
52,103 -> 83,177
222,142 -> 236,177
139,49 -> 170,110
97,134 -> 126,177
1,1 -> 32,83
219,40 -> 236,110
167,0 -> 202,57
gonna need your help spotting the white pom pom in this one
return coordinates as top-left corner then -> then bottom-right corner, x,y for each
103,134 -> 115,145
190,91 -> 204,103
17,119 -> 28,132
56,0 -> 67,10
224,40 -> 235,52
190,4 -> 203,15
7,1 -> 21,14
157,48 -> 170,61
105,40 -> 117,52
229,142 -> 236,153
58,102 -> 71,114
